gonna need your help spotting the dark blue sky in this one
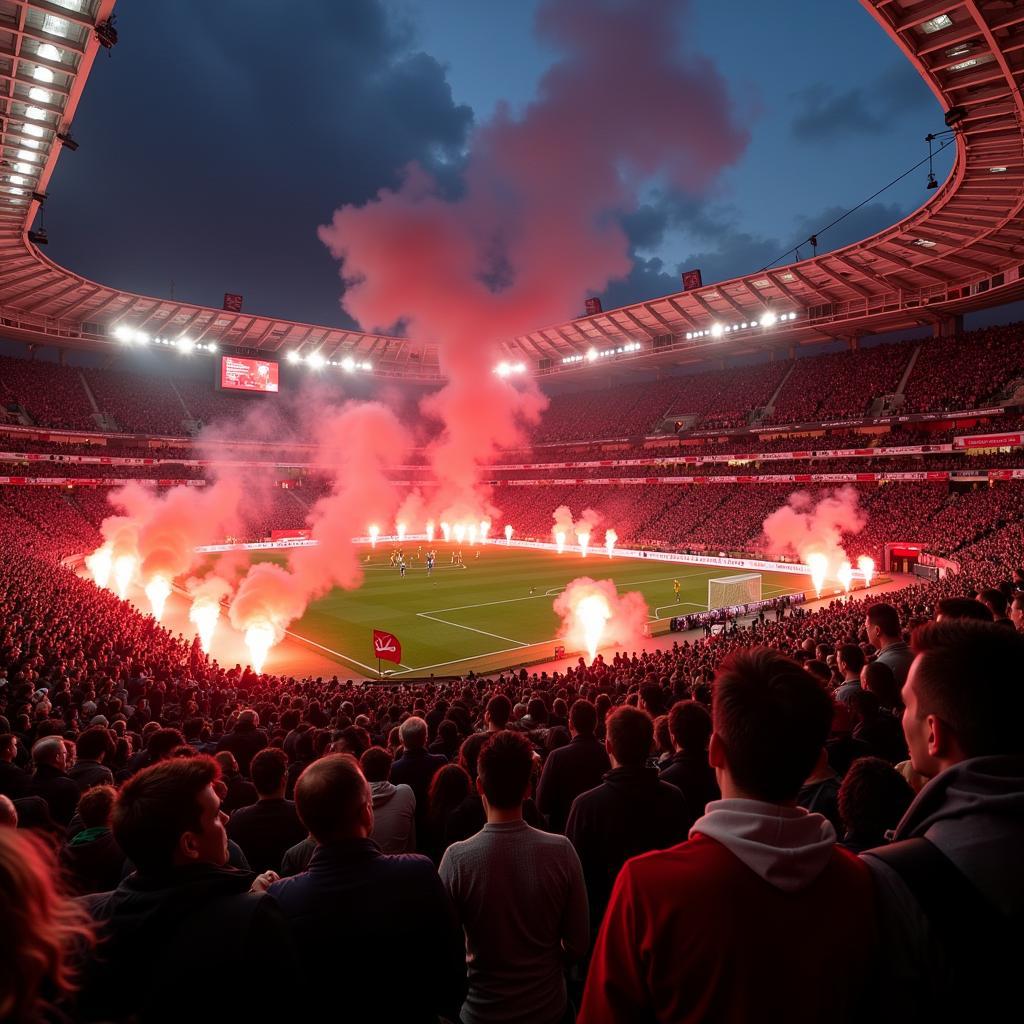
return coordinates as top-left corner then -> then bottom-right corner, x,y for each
43,0 -> 954,331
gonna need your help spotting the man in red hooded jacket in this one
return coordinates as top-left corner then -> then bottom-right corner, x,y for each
579,648 -> 877,1024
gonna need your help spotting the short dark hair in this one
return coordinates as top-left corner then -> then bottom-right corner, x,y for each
936,597 -> 993,622
485,694 -> 512,729
838,757 -> 914,842
147,728 -> 186,763
979,588 -> 1008,617
477,731 -> 534,809
295,754 -> 368,843
569,699 -> 597,736
668,700 -> 712,753
77,785 -> 117,829
605,706 -> 654,766
112,757 -> 220,872
713,648 -> 833,803
838,644 -> 865,675
458,732 -> 489,781
359,746 -> 393,783
76,725 -> 114,762
250,747 -> 287,795
861,660 -> 900,709
910,620 -> 1024,757
867,603 -> 901,639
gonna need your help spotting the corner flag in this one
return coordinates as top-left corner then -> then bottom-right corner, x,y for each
373,629 -> 402,665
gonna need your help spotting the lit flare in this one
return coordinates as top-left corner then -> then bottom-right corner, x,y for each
857,555 -> 875,588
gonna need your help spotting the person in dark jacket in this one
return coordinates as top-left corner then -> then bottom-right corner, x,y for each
77,755 -> 298,1023
659,700 -> 719,827
390,716 -> 447,835
59,785 -> 125,895
69,726 -> 116,793
567,706 -> 689,923
270,754 -> 466,1023
0,732 -> 28,799
28,736 -> 80,826
215,709 -> 268,776
214,751 -> 259,812
537,699 -> 610,833
226,747 -> 306,873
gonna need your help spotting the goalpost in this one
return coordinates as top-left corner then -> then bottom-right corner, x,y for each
707,573 -> 762,611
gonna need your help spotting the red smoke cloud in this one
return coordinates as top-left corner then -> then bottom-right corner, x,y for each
553,576 -> 650,659
319,0 -> 748,520
761,486 -> 867,574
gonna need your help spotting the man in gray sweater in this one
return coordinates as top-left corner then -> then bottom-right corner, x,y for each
440,730 -> 589,1024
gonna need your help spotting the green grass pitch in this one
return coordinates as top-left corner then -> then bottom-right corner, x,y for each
248,544 -> 813,678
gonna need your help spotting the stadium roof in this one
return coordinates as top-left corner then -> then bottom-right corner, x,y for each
0,0 -> 1022,381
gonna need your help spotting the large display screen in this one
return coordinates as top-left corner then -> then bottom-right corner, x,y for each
220,355 -> 279,393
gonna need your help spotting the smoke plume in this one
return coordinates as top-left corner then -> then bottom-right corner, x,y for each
319,0 -> 748,521
553,576 -> 650,659
761,486 -> 867,575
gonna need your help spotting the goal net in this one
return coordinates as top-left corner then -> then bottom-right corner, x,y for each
707,573 -> 762,611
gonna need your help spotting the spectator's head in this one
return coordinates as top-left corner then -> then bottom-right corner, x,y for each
838,757 -> 914,845
903,620 -> 1024,776
458,731 -> 489,781
147,728 -> 186,764
359,746 -> 393,784
935,597 -> 993,623
668,700 -> 712,754
568,699 -> 597,737
437,719 -> 459,749
76,725 -> 114,763
112,756 -> 226,872
213,750 -> 239,776
398,716 -> 428,752
710,648 -> 833,804
605,706 -> 654,768
0,829 -> 94,1023
31,736 -> 66,772
1010,592 -> 1024,631
250,747 -> 288,798
861,660 -> 900,709
837,644 -> 865,678
77,785 -> 117,830
525,697 -> 547,725
0,794 -> 16,827
237,709 -> 259,729
978,588 -> 1008,620
294,754 -> 372,844
428,763 -> 471,819
0,734 -> 16,763
484,694 -> 512,731
865,603 -> 902,646
477,730 -> 534,811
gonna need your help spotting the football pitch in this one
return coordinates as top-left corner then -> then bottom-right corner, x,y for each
250,544 -> 813,678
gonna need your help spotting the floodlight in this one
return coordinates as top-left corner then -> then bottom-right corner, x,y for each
341,356 -> 355,372
710,322 -> 724,338
33,66 -> 54,83
760,311 -> 777,328
307,352 -> 325,369
28,88 -> 51,103
286,351 -> 301,364
37,43 -> 61,62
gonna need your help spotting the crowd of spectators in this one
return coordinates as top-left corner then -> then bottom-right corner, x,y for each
80,368 -> 189,436
903,322 -> 1024,412
0,481 -> 1021,1019
768,343 -> 911,424
0,354 -> 98,431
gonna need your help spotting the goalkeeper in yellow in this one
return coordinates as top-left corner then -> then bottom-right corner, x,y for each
673,579 -> 681,603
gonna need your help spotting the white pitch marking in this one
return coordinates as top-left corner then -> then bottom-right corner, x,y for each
282,628 -> 412,673
416,611 -> 529,647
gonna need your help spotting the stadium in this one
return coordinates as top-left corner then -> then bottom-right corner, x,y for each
0,1 -> 1021,1021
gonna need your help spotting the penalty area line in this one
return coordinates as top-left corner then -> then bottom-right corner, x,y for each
416,611 -> 529,648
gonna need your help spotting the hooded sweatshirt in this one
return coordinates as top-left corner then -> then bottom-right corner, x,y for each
578,798 -> 876,1024
369,779 -> 417,853
862,754 -> 1024,1023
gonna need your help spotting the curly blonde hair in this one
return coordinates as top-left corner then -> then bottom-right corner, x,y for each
0,828 -> 96,1022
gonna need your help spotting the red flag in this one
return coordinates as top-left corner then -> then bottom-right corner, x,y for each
372,629 -> 402,664
223,292 -> 244,312
681,268 -> 703,291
